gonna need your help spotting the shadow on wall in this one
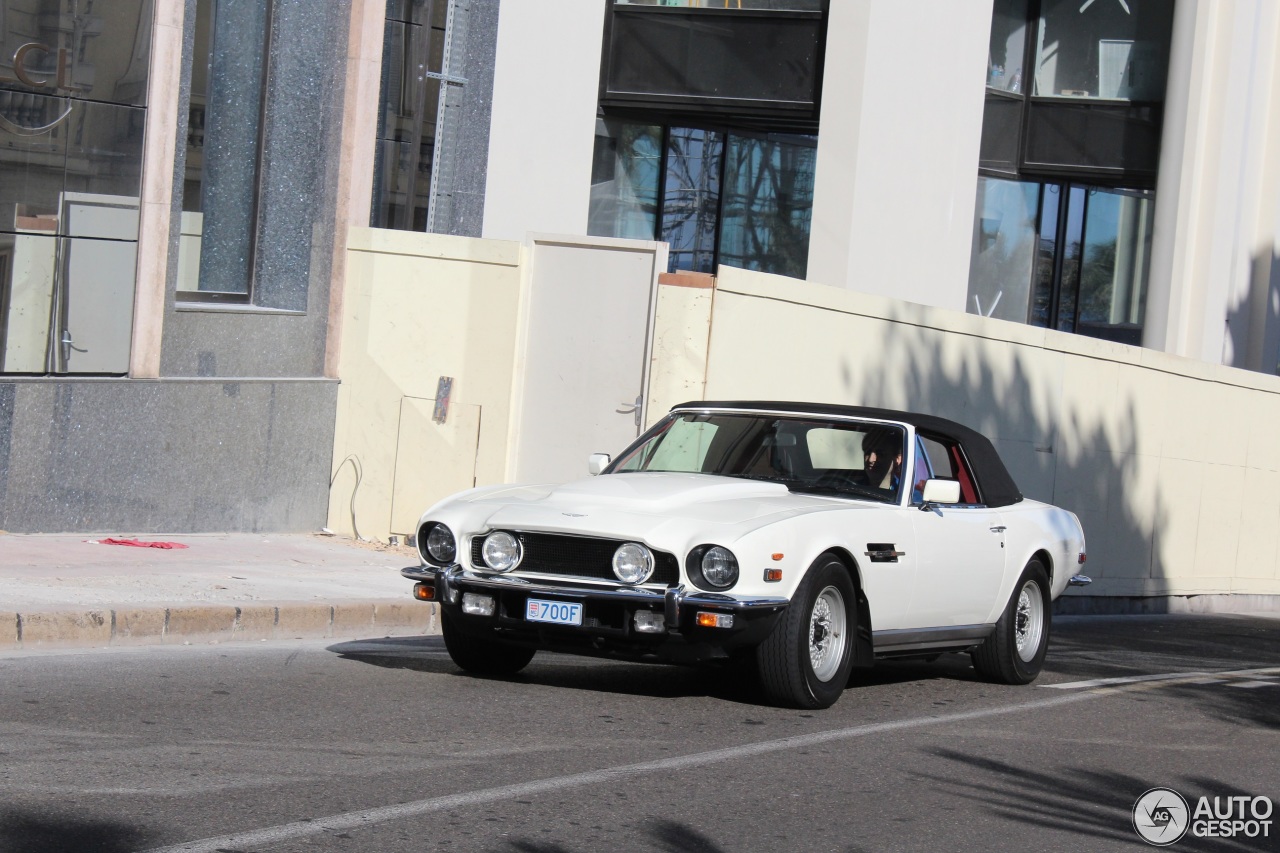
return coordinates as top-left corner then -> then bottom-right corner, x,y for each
0,810 -> 152,853
1221,246 -> 1280,374
837,308 -> 1165,608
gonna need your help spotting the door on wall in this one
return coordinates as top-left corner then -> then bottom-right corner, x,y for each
509,235 -> 666,484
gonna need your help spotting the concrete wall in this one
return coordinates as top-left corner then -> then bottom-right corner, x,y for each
646,265 -> 1280,602
806,0 -> 991,310
480,0 -> 604,242
330,228 -> 522,541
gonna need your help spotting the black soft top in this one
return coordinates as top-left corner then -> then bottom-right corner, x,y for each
672,400 -> 1024,508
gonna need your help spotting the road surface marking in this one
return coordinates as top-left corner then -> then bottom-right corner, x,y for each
1043,666 -> 1280,690
141,691 -> 1103,853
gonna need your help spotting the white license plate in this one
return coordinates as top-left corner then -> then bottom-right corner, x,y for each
526,598 -> 583,626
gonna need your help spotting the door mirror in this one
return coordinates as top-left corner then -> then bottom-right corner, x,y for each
920,479 -> 961,507
588,453 -> 611,476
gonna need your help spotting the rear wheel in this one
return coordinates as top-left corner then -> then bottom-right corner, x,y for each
971,559 -> 1051,684
441,610 -> 536,676
756,554 -> 857,709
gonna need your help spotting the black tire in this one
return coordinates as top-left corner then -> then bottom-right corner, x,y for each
971,559 -> 1051,685
756,554 -> 858,709
441,610 -> 536,676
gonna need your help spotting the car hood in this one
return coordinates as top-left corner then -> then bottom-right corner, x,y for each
456,472 -> 868,540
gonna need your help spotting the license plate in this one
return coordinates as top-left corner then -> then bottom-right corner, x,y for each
526,598 -> 583,626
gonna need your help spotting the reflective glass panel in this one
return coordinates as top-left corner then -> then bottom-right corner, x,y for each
370,138 -> 432,231
1076,187 -> 1152,344
987,0 -> 1028,92
1029,183 -> 1060,327
718,133 -> 815,279
614,0 -> 823,9
967,176 -> 1040,324
179,0 -> 272,295
1055,185 -> 1087,333
1033,0 -> 1173,101
662,127 -> 723,274
0,0 -> 151,107
587,119 -> 661,241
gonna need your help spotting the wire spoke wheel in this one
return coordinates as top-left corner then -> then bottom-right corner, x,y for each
1014,579 -> 1044,663
808,586 -> 847,682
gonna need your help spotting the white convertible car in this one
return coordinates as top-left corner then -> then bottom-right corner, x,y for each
402,401 -> 1089,709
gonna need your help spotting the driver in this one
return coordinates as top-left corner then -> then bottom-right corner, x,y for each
862,430 -> 903,493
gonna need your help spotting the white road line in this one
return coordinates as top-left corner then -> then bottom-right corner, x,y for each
140,691 -> 1101,853
1043,665 -> 1280,690
1227,680 -> 1277,689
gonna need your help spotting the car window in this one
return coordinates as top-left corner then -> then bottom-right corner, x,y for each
615,417 -> 718,472
910,436 -> 933,504
806,428 -> 864,469
921,436 -> 953,478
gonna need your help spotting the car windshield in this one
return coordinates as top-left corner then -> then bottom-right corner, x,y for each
611,412 -> 906,504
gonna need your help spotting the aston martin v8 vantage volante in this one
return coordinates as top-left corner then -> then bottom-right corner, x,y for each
402,401 -> 1089,709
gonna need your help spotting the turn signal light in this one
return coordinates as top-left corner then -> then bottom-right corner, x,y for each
771,553 -> 784,561
763,569 -> 783,583
1078,552 -> 1088,564
413,582 -> 436,601
696,611 -> 734,629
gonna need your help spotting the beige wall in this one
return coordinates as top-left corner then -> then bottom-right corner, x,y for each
330,228 -> 522,540
647,265 -> 1280,601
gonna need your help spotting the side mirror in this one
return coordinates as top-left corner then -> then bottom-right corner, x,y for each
920,479 -> 961,509
587,453 -> 611,476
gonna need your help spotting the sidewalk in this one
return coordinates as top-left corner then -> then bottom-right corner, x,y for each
0,532 -> 437,650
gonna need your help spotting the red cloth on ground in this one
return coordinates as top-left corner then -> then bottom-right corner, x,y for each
99,538 -> 190,549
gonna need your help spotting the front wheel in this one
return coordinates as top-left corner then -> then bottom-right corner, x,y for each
755,554 -> 857,709
971,559 -> 1051,684
441,610 -> 536,676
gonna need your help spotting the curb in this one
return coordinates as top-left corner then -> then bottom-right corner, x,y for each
0,599 -> 439,650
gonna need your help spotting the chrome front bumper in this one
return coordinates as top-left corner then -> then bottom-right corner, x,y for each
401,564 -> 788,631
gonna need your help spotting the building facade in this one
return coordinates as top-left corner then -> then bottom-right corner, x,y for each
0,0 -> 1277,534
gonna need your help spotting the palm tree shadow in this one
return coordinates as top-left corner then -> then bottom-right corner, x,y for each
917,749 -> 1260,853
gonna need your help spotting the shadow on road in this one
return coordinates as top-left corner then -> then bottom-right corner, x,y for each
918,749 -> 1265,853
0,810 -> 151,853
328,637 -> 994,707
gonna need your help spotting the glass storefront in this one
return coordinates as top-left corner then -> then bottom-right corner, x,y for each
0,0 -> 149,374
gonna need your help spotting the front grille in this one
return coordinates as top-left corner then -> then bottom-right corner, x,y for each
469,531 -> 680,586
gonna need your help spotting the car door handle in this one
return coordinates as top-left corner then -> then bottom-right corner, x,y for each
989,526 -> 1006,533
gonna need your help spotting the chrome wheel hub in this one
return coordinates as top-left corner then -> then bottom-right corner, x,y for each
808,586 -> 847,682
1014,580 -> 1044,663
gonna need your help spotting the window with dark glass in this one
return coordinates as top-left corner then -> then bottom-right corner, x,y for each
178,0 -> 272,301
0,0 -> 149,375
370,0 -> 468,233
970,0 -> 1171,345
589,118 -> 815,278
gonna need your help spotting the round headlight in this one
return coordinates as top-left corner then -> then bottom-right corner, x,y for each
481,531 -> 522,572
701,546 -> 739,589
421,523 -> 456,564
612,542 -> 655,585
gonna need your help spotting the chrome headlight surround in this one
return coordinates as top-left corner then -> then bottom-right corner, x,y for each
612,542 -> 655,585
480,530 -> 522,572
687,544 -> 740,591
418,522 -> 456,565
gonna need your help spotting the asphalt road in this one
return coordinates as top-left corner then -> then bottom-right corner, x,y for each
1,614 -> 1277,853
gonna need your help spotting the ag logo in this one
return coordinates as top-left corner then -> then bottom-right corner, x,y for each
1134,787 -> 1190,846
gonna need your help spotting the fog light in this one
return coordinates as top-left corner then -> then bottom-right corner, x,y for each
633,610 -> 666,634
696,611 -> 734,629
462,593 -> 495,616
413,582 -> 435,601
